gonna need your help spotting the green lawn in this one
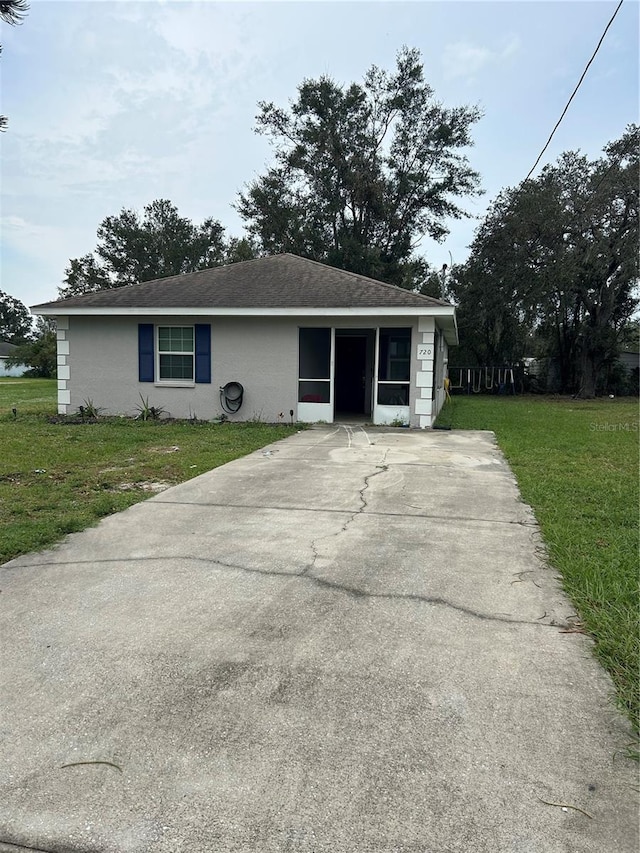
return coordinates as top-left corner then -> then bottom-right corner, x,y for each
436,394 -> 639,736
0,378 -> 298,565
2,380 -> 638,734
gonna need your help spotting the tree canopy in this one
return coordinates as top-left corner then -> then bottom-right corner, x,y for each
59,200 -> 258,298
0,290 -> 33,342
5,318 -> 57,378
0,0 -> 29,131
237,46 -> 482,288
450,125 -> 639,396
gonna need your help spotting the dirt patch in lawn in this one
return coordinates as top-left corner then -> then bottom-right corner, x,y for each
113,481 -> 171,493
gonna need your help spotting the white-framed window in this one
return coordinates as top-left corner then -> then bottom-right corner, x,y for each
157,326 -> 194,382
377,327 -> 411,405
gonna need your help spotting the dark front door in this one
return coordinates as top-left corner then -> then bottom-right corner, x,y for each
335,335 -> 367,415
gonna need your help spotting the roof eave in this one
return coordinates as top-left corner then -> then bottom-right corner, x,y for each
32,304 -> 456,318
436,313 -> 459,346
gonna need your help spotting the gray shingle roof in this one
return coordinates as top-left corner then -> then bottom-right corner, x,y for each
0,341 -> 19,357
32,254 -> 452,311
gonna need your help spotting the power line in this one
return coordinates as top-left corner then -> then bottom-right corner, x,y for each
524,0 -> 625,182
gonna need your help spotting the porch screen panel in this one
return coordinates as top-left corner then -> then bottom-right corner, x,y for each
299,328 -> 330,403
378,328 -> 411,406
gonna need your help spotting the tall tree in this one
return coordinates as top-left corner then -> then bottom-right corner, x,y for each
451,126 -> 639,394
61,254 -> 114,298
0,290 -> 33,342
5,319 -> 57,378
0,0 -> 29,131
237,46 -> 482,288
59,200 -> 255,298
447,258 -> 529,367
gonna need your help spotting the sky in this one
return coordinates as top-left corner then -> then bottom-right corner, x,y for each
1,0 -> 638,310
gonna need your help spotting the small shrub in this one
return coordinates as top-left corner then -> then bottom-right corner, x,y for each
390,416 -> 409,427
79,399 -> 104,420
135,394 -> 166,422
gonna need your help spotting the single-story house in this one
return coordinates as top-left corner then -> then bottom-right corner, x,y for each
31,254 -> 457,428
0,341 -> 24,377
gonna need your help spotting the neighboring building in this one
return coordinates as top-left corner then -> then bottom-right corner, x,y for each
31,254 -> 457,428
618,351 -> 639,375
0,342 -> 24,377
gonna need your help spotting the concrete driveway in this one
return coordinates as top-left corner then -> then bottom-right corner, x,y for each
0,427 -> 637,853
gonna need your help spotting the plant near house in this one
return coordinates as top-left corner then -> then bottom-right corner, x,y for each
135,393 -> 166,422
78,399 -> 104,420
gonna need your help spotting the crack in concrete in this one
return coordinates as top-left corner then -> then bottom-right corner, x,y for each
0,838 -> 73,853
303,462 -> 389,575
3,430 -> 558,631
5,553 -> 567,630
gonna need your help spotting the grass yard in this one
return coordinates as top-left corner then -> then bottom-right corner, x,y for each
2,380 -> 638,735
0,378 -> 298,566
436,394 -> 639,736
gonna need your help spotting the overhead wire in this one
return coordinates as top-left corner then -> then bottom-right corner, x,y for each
523,0 -> 625,183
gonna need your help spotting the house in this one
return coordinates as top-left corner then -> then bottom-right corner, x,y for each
0,341 -> 24,377
31,254 -> 457,428
618,350 -> 639,375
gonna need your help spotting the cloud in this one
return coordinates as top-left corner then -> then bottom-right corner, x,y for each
2,3 -> 259,209
0,214 -> 96,304
151,3 -> 259,72
443,35 -> 520,81
1,215 -> 81,264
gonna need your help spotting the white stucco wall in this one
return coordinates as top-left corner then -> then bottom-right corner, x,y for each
60,313 -> 451,426
433,335 -> 449,418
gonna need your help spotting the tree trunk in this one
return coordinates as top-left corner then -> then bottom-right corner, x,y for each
577,350 -> 598,398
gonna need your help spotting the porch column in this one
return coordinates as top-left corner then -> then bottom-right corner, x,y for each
56,316 -> 70,414
415,316 -> 435,428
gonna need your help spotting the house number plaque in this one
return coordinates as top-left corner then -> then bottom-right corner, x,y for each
417,345 -> 433,358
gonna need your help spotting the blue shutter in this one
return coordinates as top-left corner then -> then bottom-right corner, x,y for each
194,324 -> 211,384
138,324 -> 154,382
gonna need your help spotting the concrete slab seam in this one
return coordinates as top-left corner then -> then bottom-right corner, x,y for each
141,500 -> 539,528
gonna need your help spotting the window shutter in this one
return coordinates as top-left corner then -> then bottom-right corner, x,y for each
138,324 -> 154,382
194,324 -> 211,384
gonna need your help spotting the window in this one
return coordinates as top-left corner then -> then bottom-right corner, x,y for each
378,328 -> 411,405
299,328 -> 331,403
158,326 -> 194,382
138,324 -> 210,384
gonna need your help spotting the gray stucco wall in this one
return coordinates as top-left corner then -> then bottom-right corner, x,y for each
62,313 -> 449,425
66,315 -> 299,422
